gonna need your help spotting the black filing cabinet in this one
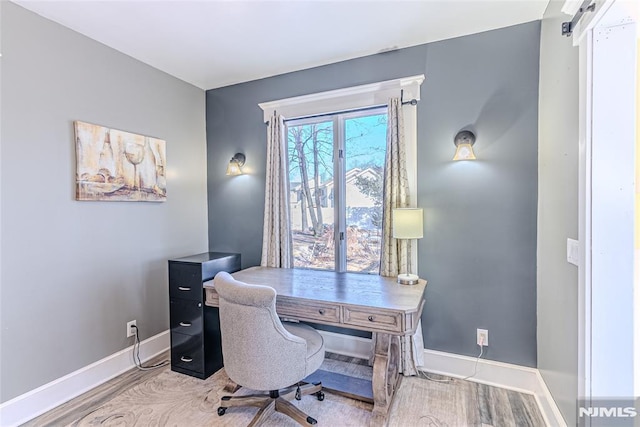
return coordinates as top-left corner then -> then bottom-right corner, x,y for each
168,252 -> 241,379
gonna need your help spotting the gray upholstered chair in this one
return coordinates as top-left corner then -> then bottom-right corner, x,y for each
213,271 -> 325,425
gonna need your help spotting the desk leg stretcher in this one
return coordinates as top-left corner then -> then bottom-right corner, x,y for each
302,332 -> 402,426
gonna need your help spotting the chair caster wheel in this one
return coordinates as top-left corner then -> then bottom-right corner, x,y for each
316,391 -> 325,401
217,407 -> 227,416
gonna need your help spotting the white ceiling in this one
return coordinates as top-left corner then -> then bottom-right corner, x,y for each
13,0 -> 549,90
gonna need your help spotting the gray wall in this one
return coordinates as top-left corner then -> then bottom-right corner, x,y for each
537,1 -> 579,425
1,3 -> 208,402
207,22 -> 540,366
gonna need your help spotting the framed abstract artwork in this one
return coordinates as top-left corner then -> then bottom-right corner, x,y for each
74,121 -> 166,202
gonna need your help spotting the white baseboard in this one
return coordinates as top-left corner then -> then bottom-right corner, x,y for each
421,349 -> 567,427
0,330 -> 170,427
533,370 -> 569,427
421,348 -> 540,393
318,330 -> 372,359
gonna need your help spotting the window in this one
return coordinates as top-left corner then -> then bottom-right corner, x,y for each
286,108 -> 387,273
259,74 -> 424,274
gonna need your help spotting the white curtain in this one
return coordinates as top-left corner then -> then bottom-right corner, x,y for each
260,112 -> 294,268
379,97 -> 424,376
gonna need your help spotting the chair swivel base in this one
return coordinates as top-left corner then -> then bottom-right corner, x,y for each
217,382 -> 323,426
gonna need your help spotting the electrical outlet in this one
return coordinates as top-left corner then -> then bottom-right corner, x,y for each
126,320 -> 137,338
477,328 -> 488,346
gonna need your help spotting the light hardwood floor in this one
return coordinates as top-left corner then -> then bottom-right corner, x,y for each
23,352 -> 545,426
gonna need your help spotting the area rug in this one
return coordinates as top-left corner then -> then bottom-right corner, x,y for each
71,363 -> 372,426
29,355 -> 545,426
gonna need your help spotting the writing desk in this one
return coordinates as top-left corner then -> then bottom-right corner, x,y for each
204,266 -> 427,426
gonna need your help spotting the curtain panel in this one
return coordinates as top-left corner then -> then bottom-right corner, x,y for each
260,112 -> 294,268
379,98 -> 424,376
380,98 -> 410,277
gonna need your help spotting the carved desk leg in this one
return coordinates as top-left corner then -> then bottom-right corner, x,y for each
370,333 -> 401,427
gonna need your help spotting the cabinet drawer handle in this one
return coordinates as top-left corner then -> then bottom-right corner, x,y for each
180,356 -> 193,363
368,315 -> 375,322
177,286 -> 191,291
318,309 -> 325,315
179,322 -> 192,327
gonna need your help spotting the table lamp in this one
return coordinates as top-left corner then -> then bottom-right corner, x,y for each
392,208 -> 423,285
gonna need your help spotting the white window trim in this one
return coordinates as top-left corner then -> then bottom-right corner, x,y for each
258,75 -> 424,123
258,75 -> 425,273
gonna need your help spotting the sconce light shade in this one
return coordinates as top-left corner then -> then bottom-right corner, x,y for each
453,130 -> 477,161
226,153 -> 246,176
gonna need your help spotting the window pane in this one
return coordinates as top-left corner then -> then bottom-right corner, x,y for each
344,114 -> 387,273
288,120 -> 335,270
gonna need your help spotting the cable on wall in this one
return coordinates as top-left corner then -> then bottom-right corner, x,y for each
131,325 -> 169,371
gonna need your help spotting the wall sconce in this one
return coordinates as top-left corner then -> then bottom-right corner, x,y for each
392,208 -> 424,285
452,130 -> 477,161
226,153 -> 246,176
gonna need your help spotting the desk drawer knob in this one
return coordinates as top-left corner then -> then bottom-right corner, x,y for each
180,356 -> 193,363
318,309 -> 325,315
179,322 -> 192,327
368,315 -> 375,322
177,286 -> 191,291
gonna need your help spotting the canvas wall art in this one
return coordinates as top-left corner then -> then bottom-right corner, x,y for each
75,121 -> 166,202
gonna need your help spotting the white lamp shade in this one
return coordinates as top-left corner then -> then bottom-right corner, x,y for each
392,208 -> 424,239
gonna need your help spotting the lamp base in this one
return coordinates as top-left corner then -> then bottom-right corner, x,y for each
397,273 -> 420,285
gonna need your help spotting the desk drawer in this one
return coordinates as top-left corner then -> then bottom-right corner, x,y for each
343,307 -> 402,333
276,299 -> 340,324
170,299 -> 203,336
170,332 -> 204,373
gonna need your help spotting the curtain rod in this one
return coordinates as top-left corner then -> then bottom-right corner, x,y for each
282,104 -> 387,123
270,93 -> 419,124
265,93 -> 419,124
400,89 -> 418,106
561,0 -> 595,36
